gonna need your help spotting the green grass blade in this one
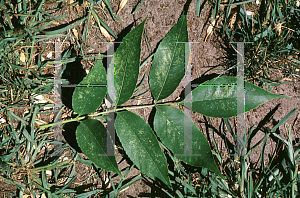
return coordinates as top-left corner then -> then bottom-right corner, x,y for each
213,0 -> 221,19
42,17 -> 87,35
132,0 -> 145,14
102,0 -> 115,20
83,9 -> 91,43
228,0 -> 255,6
271,108 -> 297,132
90,8 -> 117,39
139,53 -> 154,71
196,0 -> 202,16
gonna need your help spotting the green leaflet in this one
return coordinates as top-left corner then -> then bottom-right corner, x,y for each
154,105 -> 224,179
114,19 -> 147,107
178,76 -> 290,118
149,14 -> 189,102
72,54 -> 107,116
115,110 -> 172,189
76,119 -> 122,178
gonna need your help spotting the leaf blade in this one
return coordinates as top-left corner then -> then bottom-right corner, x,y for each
114,19 -> 147,107
76,119 -> 122,177
149,14 -> 189,102
179,76 -> 290,118
72,54 -> 107,116
102,0 -> 116,21
115,110 -> 172,189
154,105 -> 224,179
196,0 -> 202,16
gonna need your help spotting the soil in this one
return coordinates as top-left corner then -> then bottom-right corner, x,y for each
1,0 -> 299,197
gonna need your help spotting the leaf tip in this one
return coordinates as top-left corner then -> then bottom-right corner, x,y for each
277,94 -> 291,98
141,17 -> 147,25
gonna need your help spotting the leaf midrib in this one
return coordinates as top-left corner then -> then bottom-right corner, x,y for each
156,17 -> 185,101
118,114 -> 169,185
192,95 -> 269,103
117,27 -> 142,106
80,122 -> 117,170
156,107 -> 183,152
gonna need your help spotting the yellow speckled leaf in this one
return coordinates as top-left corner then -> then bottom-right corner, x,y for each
72,54 -> 107,115
149,14 -> 188,102
154,105 -> 224,179
178,76 -> 290,118
76,119 -> 122,177
115,110 -> 172,189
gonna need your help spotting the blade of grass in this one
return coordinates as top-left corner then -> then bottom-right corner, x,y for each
73,190 -> 103,198
42,17 -> 87,35
7,110 -> 29,125
132,0 -> 145,14
39,9 -> 62,24
196,0 -> 202,16
83,9 -> 92,43
31,134 -> 48,161
271,108 -> 296,133
102,0 -> 116,21
54,176 -> 77,195
90,8 -> 117,39
139,53 -> 154,71
34,0 -> 46,17
207,117 -> 222,164
226,0 -> 255,6
213,0 -> 221,19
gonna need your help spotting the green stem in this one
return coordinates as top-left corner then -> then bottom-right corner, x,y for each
37,101 -> 182,131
